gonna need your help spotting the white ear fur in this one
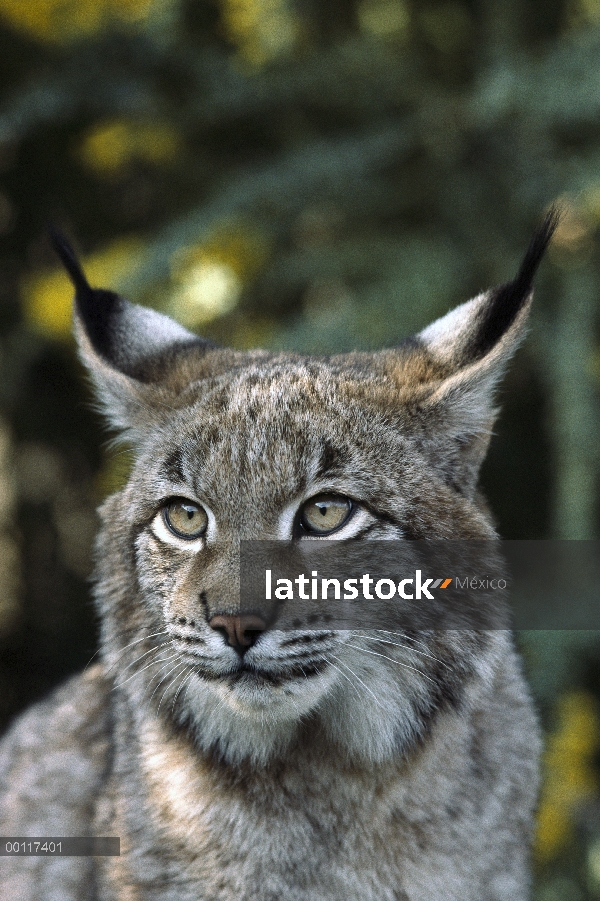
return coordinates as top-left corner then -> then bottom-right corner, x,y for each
419,207 -> 557,378
72,296 -> 203,444
86,298 -> 196,376
419,291 -> 489,366
408,207 -> 559,495
415,294 -> 533,497
73,315 -> 167,443
420,289 -> 532,430
50,230 -> 209,443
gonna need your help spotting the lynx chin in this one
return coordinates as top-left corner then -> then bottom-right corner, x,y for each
0,212 -> 558,901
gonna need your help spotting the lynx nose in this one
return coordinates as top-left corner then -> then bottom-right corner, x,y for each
209,614 -> 266,654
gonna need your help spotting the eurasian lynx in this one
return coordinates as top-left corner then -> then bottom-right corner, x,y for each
0,213 -> 557,900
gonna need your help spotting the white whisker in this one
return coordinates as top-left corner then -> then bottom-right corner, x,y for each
358,633 -> 450,670
114,648 -> 179,691
345,642 -> 437,685
334,657 -> 386,711
83,630 -> 170,674
157,663 -> 189,715
328,661 -> 363,702
146,654 -> 186,701
171,668 -> 195,715
109,638 -> 173,681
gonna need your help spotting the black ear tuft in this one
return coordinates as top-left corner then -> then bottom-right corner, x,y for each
49,227 -> 91,295
465,206 -> 560,362
49,227 -> 132,369
49,228 -> 204,383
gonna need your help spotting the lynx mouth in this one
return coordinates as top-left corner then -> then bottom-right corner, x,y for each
175,648 -> 332,687
222,658 -> 331,688
225,668 -> 285,688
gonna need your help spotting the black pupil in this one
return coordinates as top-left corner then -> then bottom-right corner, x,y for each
184,506 -> 195,520
317,504 -> 328,516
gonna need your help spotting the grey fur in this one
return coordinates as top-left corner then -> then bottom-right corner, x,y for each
0,219 -> 556,900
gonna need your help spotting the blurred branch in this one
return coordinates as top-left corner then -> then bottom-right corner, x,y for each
120,123 -> 413,296
545,267 -> 600,539
468,27 -> 600,130
0,69 -> 154,145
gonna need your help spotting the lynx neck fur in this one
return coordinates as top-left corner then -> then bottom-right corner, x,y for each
0,213 -> 558,900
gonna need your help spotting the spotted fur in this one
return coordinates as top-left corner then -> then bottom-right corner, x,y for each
0,213 -> 557,900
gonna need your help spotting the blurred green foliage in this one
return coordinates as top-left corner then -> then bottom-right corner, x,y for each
0,1 -> 599,897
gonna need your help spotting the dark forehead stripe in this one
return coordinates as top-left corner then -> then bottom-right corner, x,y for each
161,447 -> 186,483
315,439 -> 345,481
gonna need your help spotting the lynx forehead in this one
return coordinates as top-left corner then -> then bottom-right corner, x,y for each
123,355 -> 488,539
0,213 -> 558,901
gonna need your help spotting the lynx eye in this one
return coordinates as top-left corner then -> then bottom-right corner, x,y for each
300,494 -> 353,535
163,500 -> 208,539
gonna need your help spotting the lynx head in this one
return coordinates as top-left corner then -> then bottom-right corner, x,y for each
53,213 -> 557,767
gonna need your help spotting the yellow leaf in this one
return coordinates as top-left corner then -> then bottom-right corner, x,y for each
220,0 -> 299,67
534,691 -> 600,863
0,0 -> 156,43
78,119 -> 180,177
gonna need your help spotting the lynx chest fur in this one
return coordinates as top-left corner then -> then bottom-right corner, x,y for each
0,216 -> 557,900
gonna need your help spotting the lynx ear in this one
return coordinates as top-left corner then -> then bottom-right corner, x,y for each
51,231 -> 211,441
413,209 -> 559,496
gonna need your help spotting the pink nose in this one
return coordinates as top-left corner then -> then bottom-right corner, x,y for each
209,614 -> 266,653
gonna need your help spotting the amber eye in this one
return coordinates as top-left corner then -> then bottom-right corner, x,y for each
164,500 -> 208,539
299,494 -> 353,535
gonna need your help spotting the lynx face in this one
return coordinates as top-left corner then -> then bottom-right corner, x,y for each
53,214 -> 556,767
